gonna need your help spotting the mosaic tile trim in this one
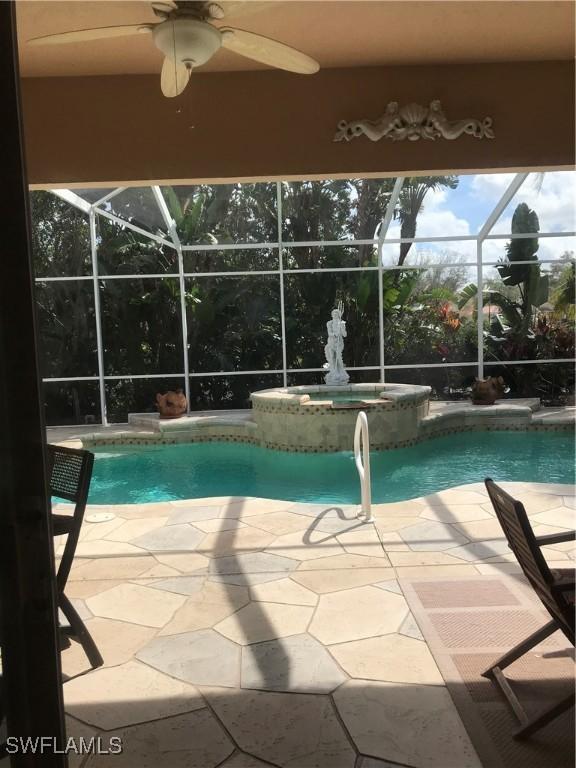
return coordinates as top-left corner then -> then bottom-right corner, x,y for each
82,419 -> 573,451
252,396 -> 428,416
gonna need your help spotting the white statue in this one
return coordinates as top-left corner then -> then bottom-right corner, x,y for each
324,306 -> 349,386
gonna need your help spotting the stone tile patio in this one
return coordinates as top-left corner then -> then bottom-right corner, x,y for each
55,481 -> 575,768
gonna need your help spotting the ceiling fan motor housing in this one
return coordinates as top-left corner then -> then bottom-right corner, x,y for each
152,19 -> 222,68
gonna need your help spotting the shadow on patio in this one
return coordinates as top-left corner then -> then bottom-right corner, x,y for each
57,486 -> 575,768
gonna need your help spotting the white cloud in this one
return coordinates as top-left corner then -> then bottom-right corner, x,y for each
386,185 -> 472,241
481,172 -> 576,235
471,173 -> 517,202
386,210 -> 471,241
538,236 -> 575,261
380,172 -> 575,269
481,239 -> 506,262
482,234 -> 575,264
382,181 -> 475,266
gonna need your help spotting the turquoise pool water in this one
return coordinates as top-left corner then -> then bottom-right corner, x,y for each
89,432 -> 575,505
307,391 -> 383,402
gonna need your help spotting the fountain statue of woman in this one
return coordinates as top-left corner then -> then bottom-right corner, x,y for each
323,306 -> 350,385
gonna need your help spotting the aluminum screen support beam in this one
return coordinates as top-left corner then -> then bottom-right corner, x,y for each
95,206 -> 176,249
152,185 -> 180,248
276,182 -> 288,387
52,188 -> 91,214
37,173 -> 575,425
89,210 -> 107,425
177,242 -> 191,411
476,240 -> 484,380
151,186 -> 191,410
377,177 -> 404,382
476,172 -> 528,380
92,187 -> 125,208
479,173 -> 529,241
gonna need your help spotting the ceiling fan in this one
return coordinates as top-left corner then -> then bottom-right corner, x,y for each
28,0 -> 320,98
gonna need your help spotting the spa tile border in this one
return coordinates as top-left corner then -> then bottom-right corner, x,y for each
82,418 -> 574,452
251,395 -> 430,415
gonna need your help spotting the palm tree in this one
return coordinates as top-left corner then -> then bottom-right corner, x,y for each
382,176 -> 459,322
394,176 -> 459,265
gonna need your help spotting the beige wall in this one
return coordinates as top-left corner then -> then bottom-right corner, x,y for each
21,60 -> 575,187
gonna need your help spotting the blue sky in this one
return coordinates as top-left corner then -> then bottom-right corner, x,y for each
384,170 -> 576,266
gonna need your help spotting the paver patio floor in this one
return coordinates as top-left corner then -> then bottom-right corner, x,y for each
57,481 -> 574,768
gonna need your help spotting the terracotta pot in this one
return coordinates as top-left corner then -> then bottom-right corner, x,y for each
471,376 -> 506,406
156,389 -> 187,419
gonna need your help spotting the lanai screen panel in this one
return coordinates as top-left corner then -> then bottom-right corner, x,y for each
30,171 -> 576,425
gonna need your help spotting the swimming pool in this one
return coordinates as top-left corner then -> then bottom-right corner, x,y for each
306,391 -> 385,402
89,431 -> 575,505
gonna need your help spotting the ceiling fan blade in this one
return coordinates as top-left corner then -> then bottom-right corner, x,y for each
152,1 -> 178,12
220,27 -> 319,74
28,24 -> 153,47
213,2 -> 279,20
161,57 -> 191,97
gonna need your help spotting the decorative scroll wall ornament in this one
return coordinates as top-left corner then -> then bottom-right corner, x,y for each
334,100 -> 494,143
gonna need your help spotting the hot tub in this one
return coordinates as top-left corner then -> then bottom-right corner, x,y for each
250,383 -> 431,452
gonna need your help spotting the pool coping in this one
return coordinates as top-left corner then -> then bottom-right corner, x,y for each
51,400 -> 575,452
54,480 -> 576,556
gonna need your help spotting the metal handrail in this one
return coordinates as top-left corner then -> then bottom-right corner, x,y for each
354,411 -> 372,521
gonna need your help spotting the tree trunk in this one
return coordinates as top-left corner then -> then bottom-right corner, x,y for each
398,215 -> 417,266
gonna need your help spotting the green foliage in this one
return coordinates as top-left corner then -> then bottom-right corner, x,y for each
457,283 -> 478,311
164,183 -> 278,245
552,258 -> 576,311
383,268 -> 477,370
30,185 -> 575,423
459,283 -> 523,329
460,202 -> 550,341
498,203 -> 540,286
458,203 -> 573,399
497,203 -> 549,331
31,191 -> 91,276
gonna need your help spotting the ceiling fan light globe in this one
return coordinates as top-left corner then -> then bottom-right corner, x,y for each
152,19 -> 222,67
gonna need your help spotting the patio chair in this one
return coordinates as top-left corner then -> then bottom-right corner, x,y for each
48,444 -> 103,670
483,478 -> 575,739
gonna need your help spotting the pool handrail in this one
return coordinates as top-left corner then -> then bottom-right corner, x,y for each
354,410 -> 372,521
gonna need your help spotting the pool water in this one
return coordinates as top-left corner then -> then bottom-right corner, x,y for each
307,391 -> 384,402
89,432 -> 575,505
